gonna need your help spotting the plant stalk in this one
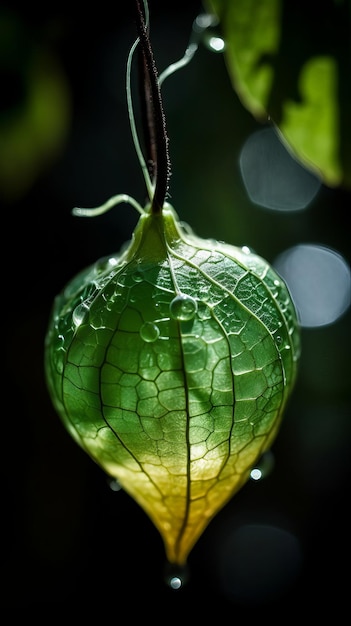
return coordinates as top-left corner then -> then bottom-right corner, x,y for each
134,0 -> 171,214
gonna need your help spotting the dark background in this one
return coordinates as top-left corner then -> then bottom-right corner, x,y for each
2,0 -> 350,615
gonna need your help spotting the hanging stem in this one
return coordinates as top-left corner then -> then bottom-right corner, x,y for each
134,0 -> 171,215
137,29 -> 157,184
73,1 -> 211,220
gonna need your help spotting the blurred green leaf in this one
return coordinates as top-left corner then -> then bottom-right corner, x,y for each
0,10 -> 70,202
205,0 -> 351,188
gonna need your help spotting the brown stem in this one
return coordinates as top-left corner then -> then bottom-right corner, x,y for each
137,42 -> 157,183
134,0 -> 171,214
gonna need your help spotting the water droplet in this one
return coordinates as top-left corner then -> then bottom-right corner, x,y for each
250,468 -> 262,481
241,245 -> 251,255
206,35 -> 225,52
140,321 -> 160,342
72,302 -> 90,327
198,285 -> 210,301
107,477 -> 122,492
170,294 -> 198,321
132,270 -> 144,282
197,301 -> 211,320
164,562 -> 189,590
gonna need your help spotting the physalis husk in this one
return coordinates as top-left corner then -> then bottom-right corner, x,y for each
45,202 -> 300,565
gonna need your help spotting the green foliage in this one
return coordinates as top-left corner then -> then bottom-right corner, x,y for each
205,0 -> 351,188
0,9 -> 70,202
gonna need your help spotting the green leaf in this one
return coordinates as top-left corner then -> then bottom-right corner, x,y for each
45,206 -> 300,565
0,10 -> 70,202
205,0 -> 351,188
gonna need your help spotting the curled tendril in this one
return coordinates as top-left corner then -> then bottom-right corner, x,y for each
72,194 -> 146,218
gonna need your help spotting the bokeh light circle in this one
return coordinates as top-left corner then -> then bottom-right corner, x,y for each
216,523 -> 302,605
273,244 -> 351,327
239,126 -> 321,211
